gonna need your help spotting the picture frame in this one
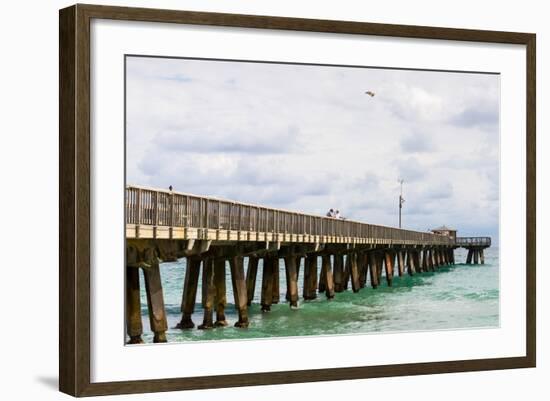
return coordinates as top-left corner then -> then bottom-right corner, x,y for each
59,3 -> 536,397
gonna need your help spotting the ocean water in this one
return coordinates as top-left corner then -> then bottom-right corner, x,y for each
134,247 -> 499,343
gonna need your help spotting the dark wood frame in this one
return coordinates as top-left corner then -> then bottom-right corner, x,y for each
59,3 -> 536,397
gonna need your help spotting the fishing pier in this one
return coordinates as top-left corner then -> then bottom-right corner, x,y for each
125,185 -> 491,344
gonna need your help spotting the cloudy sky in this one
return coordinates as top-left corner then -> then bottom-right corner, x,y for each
126,56 -> 500,243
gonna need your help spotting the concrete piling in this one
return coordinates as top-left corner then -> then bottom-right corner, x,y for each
246,256 -> 259,306
214,258 -> 228,326
284,255 -> 299,308
261,256 -> 275,312
199,258 -> 216,330
350,252 -> 361,292
384,251 -> 394,286
125,265 -> 143,344
177,257 -> 201,329
143,260 -> 168,342
229,256 -> 249,327
333,254 -> 344,292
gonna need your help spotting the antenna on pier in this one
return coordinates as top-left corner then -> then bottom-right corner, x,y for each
398,179 -> 405,228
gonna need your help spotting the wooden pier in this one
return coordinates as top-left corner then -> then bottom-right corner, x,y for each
125,185 -> 491,343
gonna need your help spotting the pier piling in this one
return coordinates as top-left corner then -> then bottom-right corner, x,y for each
261,256 -> 275,312
125,265 -> 143,344
229,256 -> 249,327
214,258 -> 228,326
143,260 -> 168,342
246,256 -> 259,306
177,257 -> 201,329
199,258 -> 216,330
284,255 -> 299,307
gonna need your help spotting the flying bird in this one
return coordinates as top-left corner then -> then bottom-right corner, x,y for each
365,91 -> 375,97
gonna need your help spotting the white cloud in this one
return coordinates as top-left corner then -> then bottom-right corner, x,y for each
126,56 -> 500,242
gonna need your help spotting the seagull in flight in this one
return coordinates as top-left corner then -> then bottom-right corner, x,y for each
365,91 -> 375,97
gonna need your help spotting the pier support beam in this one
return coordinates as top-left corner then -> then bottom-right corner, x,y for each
321,254 -> 335,299
397,250 -> 405,276
368,252 -> 379,288
214,258 -> 228,326
343,254 -> 351,291
466,249 -> 473,264
473,249 -> 479,264
333,254 -> 344,292
125,266 -> 143,344
318,260 -> 327,293
284,255 -> 299,308
303,255 -> 318,300
271,257 -> 280,304
359,253 -> 368,288
384,251 -> 394,287
246,256 -> 259,306
199,258 -> 216,330
177,257 -> 201,329
143,261 -> 168,342
261,256 -> 275,312
350,253 -> 361,292
480,249 -> 485,264
421,249 -> 429,272
407,250 -> 416,275
229,256 -> 249,327
377,253 -> 384,282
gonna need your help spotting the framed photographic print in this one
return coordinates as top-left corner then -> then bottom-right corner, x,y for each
59,4 -> 536,397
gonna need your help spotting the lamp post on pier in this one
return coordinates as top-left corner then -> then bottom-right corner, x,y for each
398,179 -> 405,228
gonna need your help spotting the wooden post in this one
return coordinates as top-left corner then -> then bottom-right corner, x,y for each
246,256 -> 259,306
284,255 -> 299,308
303,254 -> 318,300
377,252 -> 384,282
272,257 -> 280,304
261,256 -> 274,312
177,257 -> 201,329
322,254 -> 335,299
384,251 -> 394,286
229,256 -> 249,327
126,265 -> 143,344
480,248 -> 485,264
350,252 -> 361,292
422,249 -> 428,272
397,250 -> 405,276
199,258 -> 215,330
407,250 -> 416,275
431,248 -> 438,268
333,254 -> 344,292
343,254 -> 351,290
214,258 -> 228,326
143,261 -> 168,342
358,253 -> 367,288
318,261 -> 327,293
473,249 -> 479,264
466,249 -> 473,264
416,250 -> 423,273
368,252 -> 379,288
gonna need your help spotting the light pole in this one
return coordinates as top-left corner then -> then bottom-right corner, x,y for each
398,179 -> 405,228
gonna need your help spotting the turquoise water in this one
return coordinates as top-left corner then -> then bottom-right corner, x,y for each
135,247 -> 499,343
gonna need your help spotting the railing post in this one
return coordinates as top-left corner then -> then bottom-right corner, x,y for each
136,188 -> 142,225
153,191 -> 159,226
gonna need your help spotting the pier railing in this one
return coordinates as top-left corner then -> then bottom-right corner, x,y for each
126,185 -> 453,245
455,237 -> 491,247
